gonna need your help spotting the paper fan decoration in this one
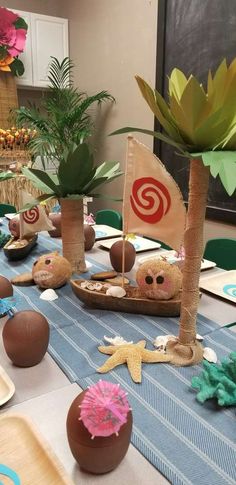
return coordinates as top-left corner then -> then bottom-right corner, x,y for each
79,380 -> 131,438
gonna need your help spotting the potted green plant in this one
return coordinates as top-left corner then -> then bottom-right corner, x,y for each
113,59 -> 236,366
11,57 -> 122,272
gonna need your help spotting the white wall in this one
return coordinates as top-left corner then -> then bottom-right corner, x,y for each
59,0 -> 158,210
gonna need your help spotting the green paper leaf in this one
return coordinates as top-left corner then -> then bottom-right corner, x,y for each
135,76 -> 182,140
169,68 -> 188,99
110,126 -> 190,155
94,161 -> 120,179
14,17 -> 28,30
58,143 -> 93,193
0,172 -> 15,181
179,75 -> 207,131
22,167 -> 60,195
10,58 -> 25,77
201,151 -> 236,195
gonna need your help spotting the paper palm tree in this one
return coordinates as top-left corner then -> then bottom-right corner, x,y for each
1,58 -> 122,273
113,59 -> 236,366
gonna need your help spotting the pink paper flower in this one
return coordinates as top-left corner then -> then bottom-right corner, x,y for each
0,7 -> 27,75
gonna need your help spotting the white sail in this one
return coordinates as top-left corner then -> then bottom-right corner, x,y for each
19,191 -> 55,238
122,137 -> 186,251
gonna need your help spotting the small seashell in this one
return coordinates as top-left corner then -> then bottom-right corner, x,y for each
106,286 -> 126,298
196,333 -> 204,341
93,282 -> 103,291
40,288 -> 58,301
103,283 -> 112,288
153,334 -> 175,350
203,347 -> 217,363
104,335 -> 133,345
87,283 -> 96,290
80,281 -> 89,289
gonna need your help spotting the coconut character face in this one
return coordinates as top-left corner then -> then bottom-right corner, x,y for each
32,252 -> 72,289
136,260 -> 182,300
8,216 -> 20,238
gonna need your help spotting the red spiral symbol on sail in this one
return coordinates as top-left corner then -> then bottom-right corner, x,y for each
22,207 -> 40,224
130,177 -> 171,223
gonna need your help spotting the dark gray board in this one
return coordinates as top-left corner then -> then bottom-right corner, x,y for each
155,0 -> 236,224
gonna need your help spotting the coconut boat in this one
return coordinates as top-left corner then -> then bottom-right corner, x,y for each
71,278 -> 182,316
71,138 -> 187,317
3,191 -> 54,261
3,234 -> 38,261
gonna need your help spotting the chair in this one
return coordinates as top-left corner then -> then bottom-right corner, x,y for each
203,238 -> 236,270
0,203 -> 16,217
95,209 -> 123,230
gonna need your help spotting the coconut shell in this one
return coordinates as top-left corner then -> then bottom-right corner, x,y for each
66,392 -> 132,474
84,224 -> 95,251
2,310 -> 49,367
110,240 -> 136,272
32,252 -> 72,289
136,259 -> 182,300
0,275 -> 13,299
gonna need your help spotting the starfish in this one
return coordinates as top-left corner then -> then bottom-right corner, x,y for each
97,340 -> 171,383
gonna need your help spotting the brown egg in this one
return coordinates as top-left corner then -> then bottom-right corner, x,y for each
0,275 -> 13,299
110,240 -> 136,272
2,310 -> 49,367
48,213 -> 61,238
8,216 -> 20,238
32,252 -> 72,289
136,260 -> 182,300
84,224 -> 95,251
66,391 -> 132,474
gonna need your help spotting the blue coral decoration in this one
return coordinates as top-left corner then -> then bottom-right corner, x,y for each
192,352 -> 236,406
0,296 -> 19,317
0,231 -> 11,248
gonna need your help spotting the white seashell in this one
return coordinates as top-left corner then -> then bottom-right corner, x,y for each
104,335 -> 133,345
85,260 -> 92,269
93,282 -> 103,291
87,283 -> 96,290
196,333 -> 204,341
203,347 -> 217,363
106,286 -> 126,298
103,283 -> 112,288
80,281 -> 89,289
40,289 -> 58,301
153,334 -> 175,350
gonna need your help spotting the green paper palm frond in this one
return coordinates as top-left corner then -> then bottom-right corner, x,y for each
111,58 -> 236,195
19,142 -> 123,210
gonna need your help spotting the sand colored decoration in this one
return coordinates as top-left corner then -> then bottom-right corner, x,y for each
98,340 -> 171,383
32,252 -> 72,289
2,310 -> 49,367
136,259 -> 182,300
66,385 -> 132,474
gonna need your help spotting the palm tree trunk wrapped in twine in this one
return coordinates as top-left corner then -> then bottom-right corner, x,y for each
0,72 -> 18,128
60,198 -> 87,273
167,159 -> 210,365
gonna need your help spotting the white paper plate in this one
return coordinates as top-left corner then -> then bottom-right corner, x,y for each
4,213 -> 17,220
0,365 -> 15,406
138,250 -> 216,270
200,270 -> 236,303
94,224 -> 123,240
99,236 -> 161,253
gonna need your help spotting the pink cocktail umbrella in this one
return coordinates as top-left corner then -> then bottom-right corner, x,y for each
79,380 -> 131,438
